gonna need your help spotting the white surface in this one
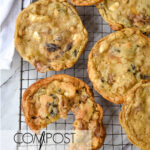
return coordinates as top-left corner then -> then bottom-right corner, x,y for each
0,0 -> 21,70
0,51 -> 20,130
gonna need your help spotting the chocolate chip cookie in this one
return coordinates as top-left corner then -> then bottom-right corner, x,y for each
15,0 -> 88,73
97,0 -> 150,33
22,74 -> 105,150
88,28 -> 150,104
120,81 -> 150,150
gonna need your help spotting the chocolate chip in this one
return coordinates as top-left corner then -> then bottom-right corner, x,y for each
127,69 -> 131,72
73,50 -> 78,57
48,65 -> 53,70
50,108 -> 58,117
48,103 -> 51,106
101,78 -> 105,83
58,89 -> 61,93
65,42 -> 72,52
140,75 -> 150,80
115,49 -> 120,53
31,116 -> 36,119
53,104 -> 57,107
131,64 -> 136,70
55,55 -> 61,59
50,101 -> 57,107
100,3 -> 104,7
133,72 -> 136,76
29,96 -> 33,100
50,110 -> 54,115
76,90 -> 80,94
50,94 -> 57,99
45,43 -> 61,52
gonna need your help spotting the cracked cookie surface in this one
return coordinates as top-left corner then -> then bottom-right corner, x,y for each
97,0 -> 150,33
88,28 -> 150,104
15,0 -> 88,73
22,74 -> 105,150
120,81 -> 150,150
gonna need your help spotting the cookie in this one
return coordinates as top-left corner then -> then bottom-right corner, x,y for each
120,81 -> 150,150
15,0 -> 88,73
88,28 -> 150,104
97,0 -> 150,33
22,74 -> 105,150
71,0 -> 103,6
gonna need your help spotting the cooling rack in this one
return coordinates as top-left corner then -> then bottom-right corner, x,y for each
17,0 -> 139,149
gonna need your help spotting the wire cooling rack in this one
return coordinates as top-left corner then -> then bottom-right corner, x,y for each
17,0 -> 140,150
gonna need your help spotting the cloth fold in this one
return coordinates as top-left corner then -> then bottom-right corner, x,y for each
0,0 -> 21,70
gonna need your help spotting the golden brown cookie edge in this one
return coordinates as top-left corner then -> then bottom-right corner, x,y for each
71,0 -> 104,6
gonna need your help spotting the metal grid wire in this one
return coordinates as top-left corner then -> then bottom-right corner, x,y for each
17,0 -> 139,149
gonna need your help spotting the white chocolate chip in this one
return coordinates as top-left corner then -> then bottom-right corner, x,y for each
33,31 -> 41,40
109,2 -> 119,11
99,42 -> 109,53
29,14 -> 36,21
54,9 -> 59,16
64,92 -> 69,97
73,34 -> 79,41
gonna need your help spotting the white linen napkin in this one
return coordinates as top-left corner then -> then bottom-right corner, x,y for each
0,0 -> 21,70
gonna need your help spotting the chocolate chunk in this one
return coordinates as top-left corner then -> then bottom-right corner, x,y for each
140,75 -> 150,80
45,43 -> 61,52
65,42 -> 73,52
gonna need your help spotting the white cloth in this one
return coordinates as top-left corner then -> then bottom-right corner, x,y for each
0,0 -> 21,70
